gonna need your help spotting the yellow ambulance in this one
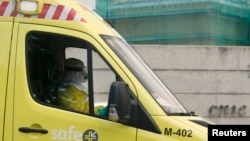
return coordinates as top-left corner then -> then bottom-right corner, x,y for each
0,0 -> 213,140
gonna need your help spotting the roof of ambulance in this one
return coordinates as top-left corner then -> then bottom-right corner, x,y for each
0,0 -> 121,38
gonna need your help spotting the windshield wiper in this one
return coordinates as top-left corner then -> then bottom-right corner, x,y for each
168,111 -> 196,116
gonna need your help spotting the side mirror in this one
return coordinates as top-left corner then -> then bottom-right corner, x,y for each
108,81 -> 130,123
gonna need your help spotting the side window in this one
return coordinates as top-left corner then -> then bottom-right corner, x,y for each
26,32 -> 117,117
64,47 -> 115,116
26,32 -> 60,104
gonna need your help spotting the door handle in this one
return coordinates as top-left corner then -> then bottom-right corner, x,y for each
19,127 -> 48,134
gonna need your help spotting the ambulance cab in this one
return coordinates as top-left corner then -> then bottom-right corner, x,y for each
0,0 -> 212,141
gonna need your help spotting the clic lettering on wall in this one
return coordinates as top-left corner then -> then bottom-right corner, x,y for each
209,105 -> 247,117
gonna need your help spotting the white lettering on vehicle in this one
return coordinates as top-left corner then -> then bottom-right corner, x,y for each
51,126 -> 83,141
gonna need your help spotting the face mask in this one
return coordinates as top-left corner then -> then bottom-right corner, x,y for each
76,71 -> 88,83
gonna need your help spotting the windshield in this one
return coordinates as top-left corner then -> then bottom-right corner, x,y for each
101,35 -> 188,114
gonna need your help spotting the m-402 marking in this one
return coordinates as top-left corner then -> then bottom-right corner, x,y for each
164,128 -> 192,137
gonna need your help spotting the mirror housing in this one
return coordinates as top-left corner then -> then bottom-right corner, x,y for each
108,81 -> 130,123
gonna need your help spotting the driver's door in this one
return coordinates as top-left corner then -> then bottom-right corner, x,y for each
13,23 -> 137,141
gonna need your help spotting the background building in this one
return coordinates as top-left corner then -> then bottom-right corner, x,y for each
96,0 -> 250,45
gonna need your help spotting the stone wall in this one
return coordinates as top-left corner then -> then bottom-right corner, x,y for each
132,45 -> 250,124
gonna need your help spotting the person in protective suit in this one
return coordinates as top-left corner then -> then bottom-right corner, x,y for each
57,58 -> 108,117
57,58 -> 89,113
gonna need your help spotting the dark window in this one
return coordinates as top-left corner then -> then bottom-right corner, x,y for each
26,32 -> 129,119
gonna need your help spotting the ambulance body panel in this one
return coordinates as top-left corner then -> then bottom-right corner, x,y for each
0,0 -> 212,141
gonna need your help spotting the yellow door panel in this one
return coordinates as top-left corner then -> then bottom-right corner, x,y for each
13,24 -> 136,141
0,21 -> 13,141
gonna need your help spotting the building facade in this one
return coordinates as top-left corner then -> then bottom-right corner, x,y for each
97,0 -> 250,45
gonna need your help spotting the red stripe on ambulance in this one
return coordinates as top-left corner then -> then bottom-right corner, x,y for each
0,1 -> 15,16
38,4 -> 86,22
0,2 -> 85,22
0,1 -> 8,15
52,5 -> 64,19
67,8 -> 76,21
38,4 -> 50,19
